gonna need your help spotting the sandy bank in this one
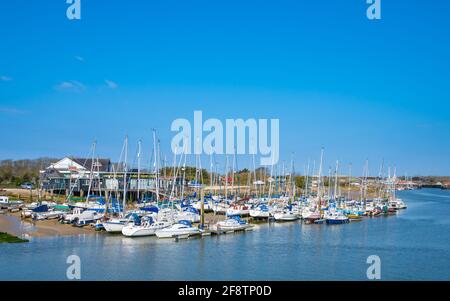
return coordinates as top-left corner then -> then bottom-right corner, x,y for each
0,212 -> 96,238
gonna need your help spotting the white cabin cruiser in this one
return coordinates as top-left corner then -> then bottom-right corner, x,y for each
391,199 -> 407,209
122,216 -> 173,237
155,221 -> 201,239
62,208 -> 103,225
273,210 -> 300,221
212,217 -> 253,231
32,210 -> 65,221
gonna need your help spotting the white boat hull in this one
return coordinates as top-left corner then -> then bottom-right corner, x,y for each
103,221 -> 126,233
155,228 -> 200,239
226,209 -> 250,217
122,222 -> 172,237
273,212 -> 299,221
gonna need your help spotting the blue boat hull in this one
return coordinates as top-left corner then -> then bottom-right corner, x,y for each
326,219 -> 349,225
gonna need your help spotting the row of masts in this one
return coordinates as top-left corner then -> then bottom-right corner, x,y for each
66,136 -> 402,207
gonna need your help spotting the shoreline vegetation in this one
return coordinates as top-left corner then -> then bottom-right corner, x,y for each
0,232 -> 29,243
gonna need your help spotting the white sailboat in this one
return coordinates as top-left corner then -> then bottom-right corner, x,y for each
273,209 -> 300,221
105,137 -> 130,233
249,204 -> 270,218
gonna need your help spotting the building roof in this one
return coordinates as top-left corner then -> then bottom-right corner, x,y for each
46,157 -> 111,173
70,158 -> 111,172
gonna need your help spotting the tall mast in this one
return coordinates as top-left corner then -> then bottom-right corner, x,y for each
334,160 -> 339,201
210,154 -> 213,196
304,158 -> 310,198
137,139 -> 142,202
328,167 -> 332,199
231,151 -> 236,200
290,154 -> 295,203
317,148 -> 324,207
181,151 -> 187,202
152,129 -> 160,204
348,163 -> 352,201
86,141 -> 97,203
122,136 -> 128,214
225,155 -> 229,200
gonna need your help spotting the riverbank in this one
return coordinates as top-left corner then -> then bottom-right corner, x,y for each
0,211 -> 227,238
0,212 -> 95,238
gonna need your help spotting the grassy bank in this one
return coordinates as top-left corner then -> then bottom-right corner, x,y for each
0,232 -> 29,243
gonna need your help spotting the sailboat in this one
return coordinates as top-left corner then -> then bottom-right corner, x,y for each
104,137 -> 130,233
273,206 -> 300,221
304,148 -> 325,224
249,204 -> 270,218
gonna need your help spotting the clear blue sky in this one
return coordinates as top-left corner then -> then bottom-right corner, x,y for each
1,0 -> 449,176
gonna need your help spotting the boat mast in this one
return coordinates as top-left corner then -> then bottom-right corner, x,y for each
152,130 -> 160,204
290,154 -> 296,205
181,150 -> 187,202
86,141 -> 97,203
347,163 -> 352,201
231,151 -> 236,200
304,158 -> 310,199
225,155 -> 229,200
137,139 -> 141,203
334,160 -> 339,201
122,136 -> 128,215
170,146 -> 177,207
317,148 -> 324,209
210,154 -> 214,197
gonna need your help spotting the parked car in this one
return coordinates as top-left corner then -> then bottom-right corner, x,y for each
20,182 -> 34,190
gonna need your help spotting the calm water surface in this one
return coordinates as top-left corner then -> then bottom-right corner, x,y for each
1,189 -> 450,280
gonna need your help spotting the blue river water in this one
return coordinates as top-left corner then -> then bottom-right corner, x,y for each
1,188 -> 450,281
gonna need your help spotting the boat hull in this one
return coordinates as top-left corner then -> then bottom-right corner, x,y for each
156,229 -> 200,239
326,219 -> 349,225
249,210 -> 270,218
103,221 -> 126,233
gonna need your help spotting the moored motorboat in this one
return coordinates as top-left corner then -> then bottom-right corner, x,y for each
32,210 -> 65,221
155,220 -> 201,239
347,213 -> 363,221
325,211 -> 349,225
273,209 -> 300,222
104,213 -> 141,233
212,216 -> 253,231
122,216 -> 173,237
303,211 -> 322,224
